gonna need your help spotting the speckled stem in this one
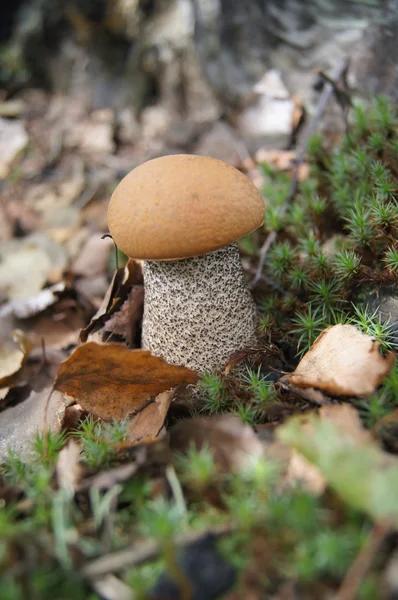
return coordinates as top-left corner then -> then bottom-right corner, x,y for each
142,243 -> 258,372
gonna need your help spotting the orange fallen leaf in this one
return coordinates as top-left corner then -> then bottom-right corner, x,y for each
54,342 -> 198,420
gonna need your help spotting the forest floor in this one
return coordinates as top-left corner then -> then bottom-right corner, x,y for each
0,73 -> 398,600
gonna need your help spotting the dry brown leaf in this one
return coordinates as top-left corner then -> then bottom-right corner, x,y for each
104,285 -> 144,346
277,404 -> 398,524
127,389 -> 174,443
287,324 -> 395,396
72,234 -> 114,277
54,343 -> 198,420
170,415 -> 264,474
0,331 -> 31,387
79,259 -> 142,343
24,309 -> 85,350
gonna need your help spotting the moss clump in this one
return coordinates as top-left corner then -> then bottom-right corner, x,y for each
257,97 -> 398,357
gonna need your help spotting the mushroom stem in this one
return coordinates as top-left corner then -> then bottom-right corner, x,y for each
142,243 -> 258,372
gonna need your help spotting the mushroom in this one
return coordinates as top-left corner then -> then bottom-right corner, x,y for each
107,154 -> 264,372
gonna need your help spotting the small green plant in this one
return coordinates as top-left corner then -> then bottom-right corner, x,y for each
268,241 -> 296,281
355,392 -> 393,428
175,443 -> 216,493
383,246 -> 398,272
199,372 -> 230,414
295,527 -> 361,581
381,360 -> 398,403
333,249 -> 362,279
308,278 -> 344,317
369,196 -> 397,229
291,306 -> 326,356
34,431 -> 67,468
241,367 -> 276,406
349,305 -> 397,352
74,416 -> 129,469
343,202 -> 375,247
288,266 -> 310,291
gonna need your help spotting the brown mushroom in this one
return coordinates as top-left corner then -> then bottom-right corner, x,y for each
108,154 -> 264,372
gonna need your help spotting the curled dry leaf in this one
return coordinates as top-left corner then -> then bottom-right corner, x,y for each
104,285 -> 144,347
53,343 -> 198,420
286,324 -> 395,396
79,259 -> 142,343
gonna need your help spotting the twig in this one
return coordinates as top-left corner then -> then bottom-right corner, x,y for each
250,57 -> 350,289
334,521 -> 391,600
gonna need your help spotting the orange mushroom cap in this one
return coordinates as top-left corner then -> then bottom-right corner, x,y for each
107,154 -> 265,260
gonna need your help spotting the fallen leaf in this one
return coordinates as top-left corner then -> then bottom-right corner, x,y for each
0,118 -> 29,178
79,259 -> 142,343
72,234 -> 113,277
0,283 -> 65,319
0,331 -> 31,387
4,199 -> 41,236
64,109 -> 115,154
0,234 -> 67,300
0,387 -> 72,461
127,389 -> 174,443
24,308 -> 85,350
104,285 -> 144,346
53,343 -> 198,420
170,415 -> 264,474
286,325 -> 395,396
277,404 -> 398,525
